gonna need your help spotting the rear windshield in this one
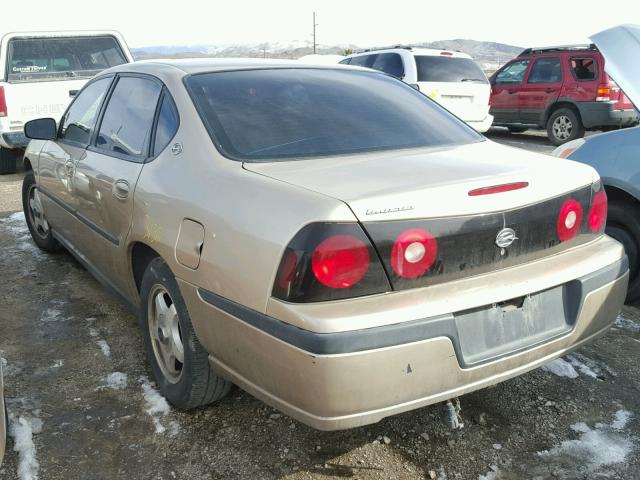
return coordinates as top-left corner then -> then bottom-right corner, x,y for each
7,36 -> 127,82
415,56 -> 488,83
185,68 -> 482,162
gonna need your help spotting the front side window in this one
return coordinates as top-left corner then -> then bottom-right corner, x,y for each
7,36 -> 127,82
495,60 -> 530,84
528,57 -> 562,83
571,57 -> 597,80
95,77 -> 161,158
186,68 -> 482,162
415,56 -> 488,83
371,53 -> 405,79
59,77 -> 112,145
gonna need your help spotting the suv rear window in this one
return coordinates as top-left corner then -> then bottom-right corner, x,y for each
415,56 -> 487,83
186,68 -> 481,162
570,57 -> 597,80
7,36 -> 127,82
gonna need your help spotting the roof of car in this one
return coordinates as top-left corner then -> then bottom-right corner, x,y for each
104,57 -> 368,76
348,47 -> 472,59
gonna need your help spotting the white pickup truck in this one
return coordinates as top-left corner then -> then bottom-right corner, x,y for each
0,31 -> 133,173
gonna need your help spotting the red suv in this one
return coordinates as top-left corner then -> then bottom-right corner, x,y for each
489,45 -> 638,145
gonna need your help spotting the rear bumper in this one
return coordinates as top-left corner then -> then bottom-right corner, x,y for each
180,238 -> 627,430
466,114 -> 494,133
576,101 -> 639,129
0,131 -> 28,149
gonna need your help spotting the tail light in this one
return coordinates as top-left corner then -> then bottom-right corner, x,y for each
390,229 -> 438,279
596,83 -> 611,102
588,189 -> 607,233
272,223 -> 390,303
557,199 -> 583,241
0,87 -> 7,117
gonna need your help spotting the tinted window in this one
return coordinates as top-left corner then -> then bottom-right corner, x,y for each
350,55 -> 375,67
415,56 -> 487,83
528,57 -> 562,83
495,60 -> 530,84
7,36 -> 127,82
371,53 -> 405,79
153,94 -> 180,155
186,69 -> 481,162
96,77 -> 161,158
339,58 -> 351,65
59,77 -> 111,145
571,57 -> 597,80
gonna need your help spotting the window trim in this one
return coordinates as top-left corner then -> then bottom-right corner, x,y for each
494,59 -> 531,85
87,72 -> 165,164
569,56 -> 599,82
56,74 -> 116,149
526,56 -> 563,84
5,34 -> 127,84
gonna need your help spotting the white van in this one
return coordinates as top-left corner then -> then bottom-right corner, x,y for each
0,31 -> 133,173
341,47 -> 493,133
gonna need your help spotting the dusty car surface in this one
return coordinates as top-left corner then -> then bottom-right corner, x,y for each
21,58 -> 628,430
552,24 -> 640,302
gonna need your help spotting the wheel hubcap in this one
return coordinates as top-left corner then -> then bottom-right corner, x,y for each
148,285 -> 184,383
552,115 -> 573,140
27,185 -> 50,239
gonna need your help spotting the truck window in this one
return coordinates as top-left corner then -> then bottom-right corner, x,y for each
494,60 -> 530,84
7,36 -> 127,82
570,57 -> 597,81
527,57 -> 562,83
371,53 -> 405,79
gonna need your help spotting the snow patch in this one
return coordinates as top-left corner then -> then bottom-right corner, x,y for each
104,372 -> 128,390
566,354 -> 600,380
615,313 -> 640,332
542,358 -> 578,378
96,340 -> 111,357
538,409 -> 634,471
140,376 -> 177,435
9,413 -> 43,480
478,465 -> 500,480
0,212 -> 46,258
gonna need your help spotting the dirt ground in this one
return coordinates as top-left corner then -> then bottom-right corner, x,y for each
0,130 -> 638,480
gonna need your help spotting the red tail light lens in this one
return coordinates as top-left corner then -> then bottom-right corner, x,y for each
557,199 -> 583,241
312,235 -> 370,288
596,83 -> 611,102
589,190 -> 607,232
390,229 -> 438,279
0,87 -> 7,117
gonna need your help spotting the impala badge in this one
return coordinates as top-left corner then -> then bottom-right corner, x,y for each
495,227 -> 517,249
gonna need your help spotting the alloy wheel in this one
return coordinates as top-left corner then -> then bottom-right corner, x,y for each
552,115 -> 573,141
27,185 -> 50,239
148,285 -> 184,383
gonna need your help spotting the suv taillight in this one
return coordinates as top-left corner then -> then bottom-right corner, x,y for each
596,83 -> 611,102
272,223 -> 390,303
0,87 -> 7,117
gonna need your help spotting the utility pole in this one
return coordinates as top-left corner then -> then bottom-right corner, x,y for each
313,12 -> 318,54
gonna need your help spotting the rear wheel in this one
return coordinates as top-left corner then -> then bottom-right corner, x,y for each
22,172 -> 61,252
547,108 -> 585,146
606,201 -> 640,302
0,148 -> 18,175
140,257 -> 231,408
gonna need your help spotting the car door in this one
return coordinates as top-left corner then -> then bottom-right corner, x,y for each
489,59 -> 531,123
37,76 -> 113,241
72,74 -> 163,294
518,56 -> 562,124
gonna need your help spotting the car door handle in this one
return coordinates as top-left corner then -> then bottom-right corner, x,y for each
69,90 -> 79,98
112,179 -> 130,199
507,89 -> 517,94
545,88 -> 557,93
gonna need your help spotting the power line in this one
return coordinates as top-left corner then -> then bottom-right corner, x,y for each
313,12 -> 318,54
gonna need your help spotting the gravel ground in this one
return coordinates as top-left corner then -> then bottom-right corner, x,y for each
0,132 -> 638,480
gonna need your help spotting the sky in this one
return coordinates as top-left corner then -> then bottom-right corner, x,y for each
4,0 -> 639,48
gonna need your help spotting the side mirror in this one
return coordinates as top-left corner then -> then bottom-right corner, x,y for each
24,118 -> 57,141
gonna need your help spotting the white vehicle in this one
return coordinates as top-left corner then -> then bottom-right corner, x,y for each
0,30 -> 133,173
341,47 -> 493,133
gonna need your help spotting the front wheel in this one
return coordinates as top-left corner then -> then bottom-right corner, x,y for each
22,172 -> 61,252
547,108 -> 585,146
139,257 -> 231,408
606,201 -> 640,302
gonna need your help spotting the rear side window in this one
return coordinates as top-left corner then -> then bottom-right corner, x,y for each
6,36 -> 127,82
186,68 -> 482,162
350,55 -> 375,68
415,56 -> 487,83
371,53 -> 405,79
339,58 -> 351,65
494,60 -> 530,84
153,94 -> 180,156
95,77 -> 161,159
528,57 -> 562,83
571,57 -> 597,80
59,77 -> 112,146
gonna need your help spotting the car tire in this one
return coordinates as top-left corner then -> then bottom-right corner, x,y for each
606,201 -> 640,303
139,257 -> 232,408
0,148 -> 17,175
507,126 -> 528,133
22,172 -> 62,252
547,108 -> 585,146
